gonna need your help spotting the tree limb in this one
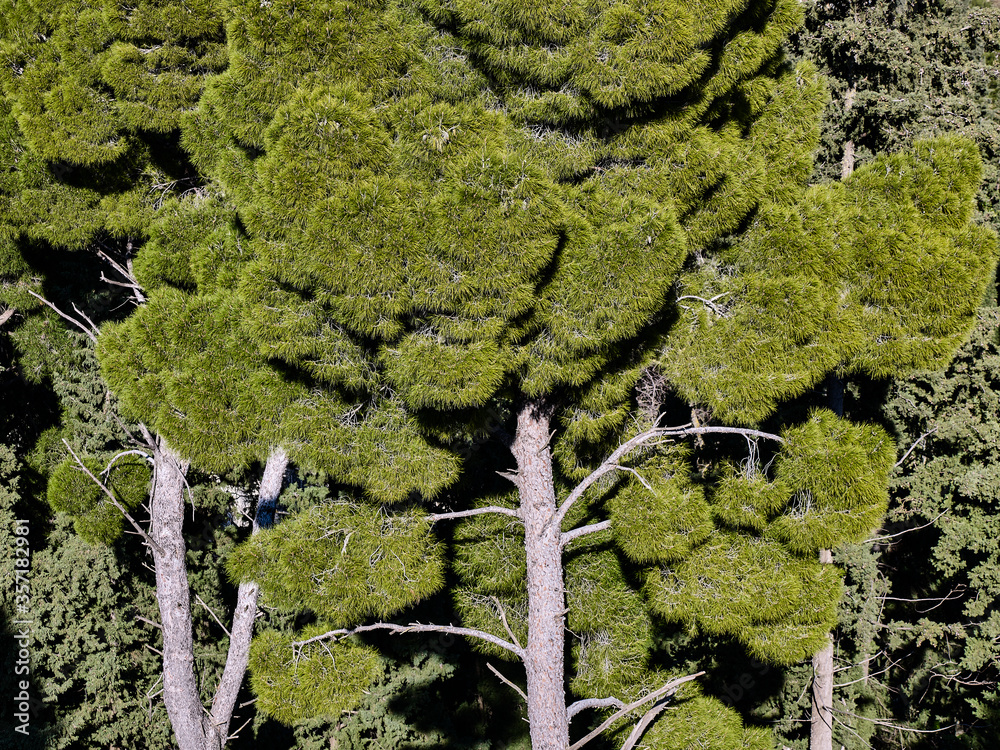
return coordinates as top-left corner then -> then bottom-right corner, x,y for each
894,428 -> 937,469
567,697 -> 625,721
292,622 -> 525,660
554,424 -> 782,529
567,672 -> 705,750
427,506 -> 522,522
561,520 -> 612,548
62,439 -> 164,554
0,306 -> 15,328
620,697 -> 670,750
27,290 -> 98,344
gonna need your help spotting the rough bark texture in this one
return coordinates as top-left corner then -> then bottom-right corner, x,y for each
511,401 -> 569,750
811,549 -> 835,750
151,440 -> 288,750
149,439 -> 209,750
208,448 -> 289,743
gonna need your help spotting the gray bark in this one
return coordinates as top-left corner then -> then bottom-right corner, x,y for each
149,440 -> 288,750
149,439 -> 209,750
209,448 -> 289,742
810,549 -> 835,750
511,401 -> 570,750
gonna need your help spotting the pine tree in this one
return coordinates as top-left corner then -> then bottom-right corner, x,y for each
105,1 -> 993,749
2,0 -> 997,748
0,3 -> 296,748
768,2 -> 1000,746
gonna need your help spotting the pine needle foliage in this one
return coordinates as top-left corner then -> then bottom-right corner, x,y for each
0,0 -> 997,746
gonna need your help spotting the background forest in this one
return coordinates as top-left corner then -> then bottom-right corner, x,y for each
2,0 -> 1000,749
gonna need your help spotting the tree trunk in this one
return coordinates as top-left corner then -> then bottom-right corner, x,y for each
511,401 -> 569,750
149,439 -> 208,750
810,549 -> 835,750
208,448 -> 289,743
150,439 -> 288,750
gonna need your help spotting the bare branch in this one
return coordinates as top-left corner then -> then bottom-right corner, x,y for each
427,506 -> 522,523
0,306 -> 15,328
620,697 -> 670,750
894,428 -> 937,469
62,439 -> 164,554
97,249 -> 146,304
226,713 -> 254,742
194,592 -> 232,638
864,511 -> 947,544
135,615 -> 162,630
490,596 -> 523,651
27,290 -> 98,343
292,622 -> 525,660
676,292 -> 730,316
567,697 -> 625,722
487,662 -> 527,703
568,672 -> 705,750
561,520 -> 612,548
554,424 -> 782,530
102,449 -> 153,476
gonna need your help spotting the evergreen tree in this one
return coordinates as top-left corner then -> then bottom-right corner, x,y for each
2,0 -> 997,748
92,2 -> 991,750
759,2 -> 1000,746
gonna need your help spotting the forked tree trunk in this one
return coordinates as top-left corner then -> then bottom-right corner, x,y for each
149,438 -> 288,750
511,401 -> 570,750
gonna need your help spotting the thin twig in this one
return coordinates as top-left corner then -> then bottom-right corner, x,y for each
27,290 -> 98,343
894,428 -> 937,469
135,615 -> 162,630
226,713 -> 254,741
490,596 -> 523,651
292,622 -> 524,660
194,593 -> 232,638
486,662 -> 527,703
0,307 -> 15,327
864,511 -> 947,544
62,439 -> 164,554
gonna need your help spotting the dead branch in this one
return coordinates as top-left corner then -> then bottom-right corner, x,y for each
620,696 -> 670,750
27,290 -> 98,343
490,595 -> 523,651
292,621 -> 525,660
487,662 -> 527,703
194,592 -> 232,638
894,428 -> 938,469
568,672 -> 705,750
62,439 -> 163,554
561,520 -> 612,548
567,697 -> 626,722
554,423 -> 783,530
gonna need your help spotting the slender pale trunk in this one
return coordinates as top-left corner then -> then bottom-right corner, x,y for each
150,439 -> 288,750
811,373 -> 845,750
149,439 -> 207,750
209,448 -> 289,740
511,401 -> 569,750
